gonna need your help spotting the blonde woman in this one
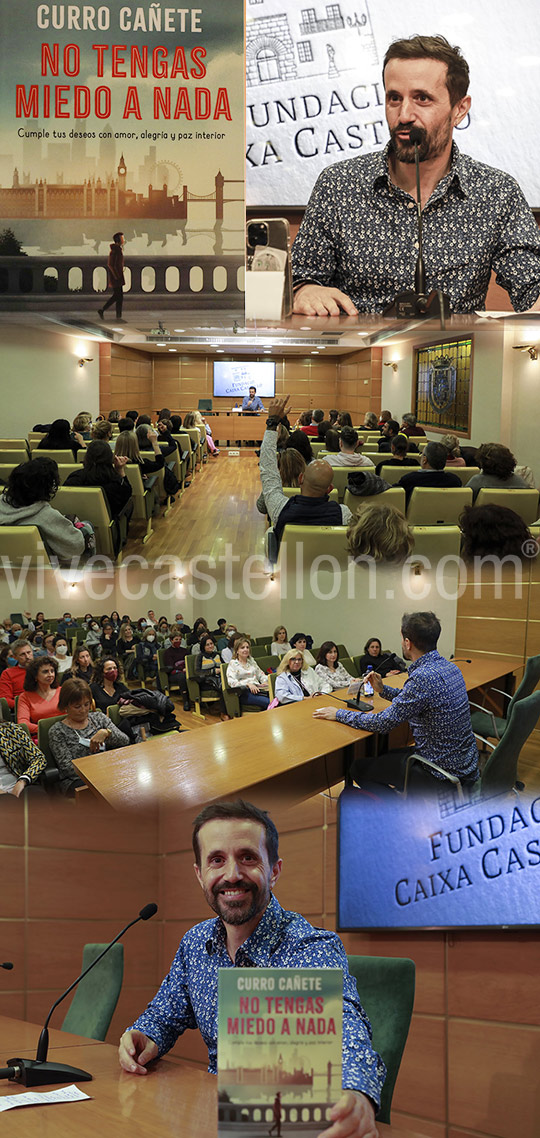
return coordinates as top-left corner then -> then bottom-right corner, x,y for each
226,637 -> 269,710
440,434 -> 465,467
114,428 -> 164,489
271,626 -> 291,658
193,409 -> 219,456
274,649 -> 331,705
347,504 -> 414,564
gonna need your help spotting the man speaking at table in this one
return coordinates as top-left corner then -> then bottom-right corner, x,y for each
119,801 -> 385,1138
292,35 -> 540,316
314,611 -> 479,790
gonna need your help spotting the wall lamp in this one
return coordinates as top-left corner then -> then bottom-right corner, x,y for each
384,361 -> 399,373
78,357 -> 93,368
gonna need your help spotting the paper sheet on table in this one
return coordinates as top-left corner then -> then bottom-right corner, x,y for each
475,311 -> 540,319
0,1083 -> 91,1111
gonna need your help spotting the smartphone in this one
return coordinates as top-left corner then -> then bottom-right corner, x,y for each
363,673 -> 374,697
246,218 -> 293,317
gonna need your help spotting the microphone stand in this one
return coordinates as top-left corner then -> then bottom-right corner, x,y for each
4,904 -> 157,1086
384,136 -> 451,324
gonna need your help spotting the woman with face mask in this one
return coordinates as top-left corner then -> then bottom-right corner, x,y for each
85,621 -> 103,656
89,657 -> 130,714
135,628 -> 161,689
52,634 -> 73,675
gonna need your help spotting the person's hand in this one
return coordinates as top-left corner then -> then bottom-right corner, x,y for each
248,683 -> 260,694
313,706 -> 337,719
267,395 -> 290,422
318,1091 -> 378,1138
388,669 -> 401,676
293,284 -> 358,317
118,1030 -> 159,1075
10,779 -> 27,798
114,454 -> 129,472
363,671 -> 383,695
89,728 -> 110,753
73,431 -> 85,446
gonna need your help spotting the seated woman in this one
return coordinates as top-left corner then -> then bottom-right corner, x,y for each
194,633 -> 230,720
466,443 -> 530,501
357,637 -> 406,678
114,429 -> 164,494
73,411 -> 92,441
193,410 -> 219,456
271,625 -> 291,658
135,627 -> 161,688
460,504 -> 533,561
37,417 -> 84,459
323,429 -> 340,454
137,422 -> 178,475
0,721 -> 47,797
101,621 -> 118,657
49,678 -> 130,795
226,636 -> 269,710
440,433 -> 466,467
347,504 -> 413,564
90,656 -> 130,714
116,623 -> 139,679
52,633 -> 73,675
221,630 -> 245,665
274,649 -> 332,704
17,656 -> 61,740
163,631 -> 190,712
61,644 -> 94,685
188,617 -> 209,650
290,632 -> 316,667
315,642 -> 356,690
256,449 -> 306,516
0,458 -> 85,561
64,440 -> 133,544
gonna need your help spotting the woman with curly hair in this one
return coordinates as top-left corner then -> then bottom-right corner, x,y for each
90,656 -> 130,714
0,458 -> 85,560
347,504 -> 414,564
17,656 -> 61,739
460,504 -> 533,561
466,443 -> 529,501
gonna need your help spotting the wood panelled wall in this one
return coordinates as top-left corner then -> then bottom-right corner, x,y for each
99,342 -> 153,419
0,796 -> 160,1048
160,797 -> 540,1138
95,348 -> 384,420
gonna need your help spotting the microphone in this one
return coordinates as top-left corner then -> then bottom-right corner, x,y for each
450,657 -> 472,664
5,902 -> 158,1087
1,962 -> 14,970
384,126 -> 451,323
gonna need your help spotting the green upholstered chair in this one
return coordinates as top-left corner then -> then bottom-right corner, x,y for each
375,464 -> 419,486
406,486 -> 473,526
346,955 -> 415,1124
473,689 -> 540,795
0,526 -> 52,567
220,663 -> 262,718
408,525 -> 462,562
469,653 -> 540,741
448,466 -> 480,485
343,487 -> 407,514
185,653 -> 220,719
61,942 -> 124,1041
474,487 -> 540,525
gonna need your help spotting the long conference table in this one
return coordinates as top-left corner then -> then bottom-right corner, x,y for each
72,657 -> 519,811
0,1017 -> 433,1138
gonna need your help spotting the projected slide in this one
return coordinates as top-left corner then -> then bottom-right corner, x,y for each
213,361 -> 276,399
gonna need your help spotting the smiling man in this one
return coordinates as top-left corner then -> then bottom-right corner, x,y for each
292,34 -> 540,315
119,801 -> 385,1138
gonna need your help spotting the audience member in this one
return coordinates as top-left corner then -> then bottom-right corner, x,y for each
126,410 -> 139,423
0,721 -> 47,796
90,656 -> 130,714
163,632 -> 190,711
52,634 -> 73,675
109,611 -> 122,632
300,409 -> 324,436
85,619 -> 103,656
358,412 -> 378,431
73,412 -> 92,440
260,397 -> 352,547
18,657 -> 61,739
118,417 -> 136,433
170,415 -> 183,433
226,637 -> 270,709
108,410 -> 121,423
221,630 -> 245,665
375,433 -> 420,475
57,613 -> 78,636
400,413 -> 426,438
440,434 -> 466,467
37,417 -> 84,459
91,419 -> 114,443
271,626 -> 291,657
377,419 -> 401,452
317,420 -> 332,441
0,639 -> 34,708
136,628 -> 161,687
101,622 -> 119,656
188,617 -> 209,648
60,645 -> 94,685
398,442 -> 462,505
284,430 -> 314,465
356,637 -> 406,677
117,623 -> 139,677
337,412 -> 353,428
275,649 -> 331,703
328,409 -> 339,425
466,443 -> 530,501
194,634 -> 230,720
0,459 -> 85,561
324,427 -> 374,468
324,429 -> 340,454
65,440 -> 133,538
49,678 -> 130,795
314,642 -> 356,690
289,633 -> 316,666
114,430 -> 165,492
460,504 -> 533,561
378,410 -> 392,427
347,504 -> 414,563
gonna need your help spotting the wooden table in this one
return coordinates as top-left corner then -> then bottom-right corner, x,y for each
0,1018 -> 432,1138
72,657 -> 519,811
205,413 -> 266,443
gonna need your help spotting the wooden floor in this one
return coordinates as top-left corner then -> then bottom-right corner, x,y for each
124,450 -> 266,562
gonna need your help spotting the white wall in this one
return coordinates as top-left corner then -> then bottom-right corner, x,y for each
0,324 -> 100,436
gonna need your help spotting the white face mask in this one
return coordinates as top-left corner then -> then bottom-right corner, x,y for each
56,645 -> 68,656
147,635 -> 155,643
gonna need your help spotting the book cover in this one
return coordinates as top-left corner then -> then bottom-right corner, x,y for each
218,967 -> 342,1136
0,1 -> 245,314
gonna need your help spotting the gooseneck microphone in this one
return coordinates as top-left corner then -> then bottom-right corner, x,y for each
1,962 -> 14,970
4,903 -> 158,1087
384,126 -> 451,323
